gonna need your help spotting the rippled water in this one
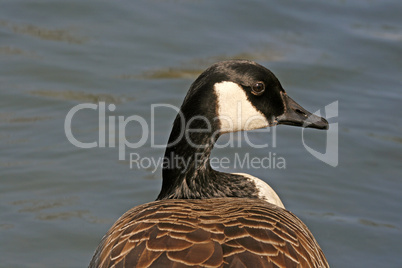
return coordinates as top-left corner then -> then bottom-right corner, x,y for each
1,1 -> 401,267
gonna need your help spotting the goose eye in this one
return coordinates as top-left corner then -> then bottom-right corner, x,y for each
251,81 -> 265,96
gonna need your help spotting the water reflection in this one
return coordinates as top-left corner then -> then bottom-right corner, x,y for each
30,90 -> 133,104
10,197 -> 109,223
0,19 -> 86,44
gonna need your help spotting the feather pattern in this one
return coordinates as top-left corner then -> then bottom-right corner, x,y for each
90,198 -> 328,268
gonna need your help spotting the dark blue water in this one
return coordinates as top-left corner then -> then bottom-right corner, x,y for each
1,1 -> 401,267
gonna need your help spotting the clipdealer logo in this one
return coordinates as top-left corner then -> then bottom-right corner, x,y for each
64,101 -> 338,169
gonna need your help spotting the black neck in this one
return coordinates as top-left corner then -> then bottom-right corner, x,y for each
157,114 -> 259,200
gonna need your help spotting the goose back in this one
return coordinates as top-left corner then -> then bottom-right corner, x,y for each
90,198 -> 328,268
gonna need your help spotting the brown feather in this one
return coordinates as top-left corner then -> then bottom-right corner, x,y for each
89,198 -> 329,268
167,241 -> 218,265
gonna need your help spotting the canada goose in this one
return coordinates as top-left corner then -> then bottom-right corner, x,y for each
89,60 -> 330,268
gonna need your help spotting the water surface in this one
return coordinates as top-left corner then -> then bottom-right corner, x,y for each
1,1 -> 401,267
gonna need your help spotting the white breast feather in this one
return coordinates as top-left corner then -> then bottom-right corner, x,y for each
234,172 -> 285,208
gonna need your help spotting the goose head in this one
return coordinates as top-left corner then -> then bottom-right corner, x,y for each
159,60 -> 328,201
179,59 -> 328,136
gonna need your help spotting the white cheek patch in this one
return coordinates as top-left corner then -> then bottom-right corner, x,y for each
214,81 -> 269,133
234,173 -> 285,209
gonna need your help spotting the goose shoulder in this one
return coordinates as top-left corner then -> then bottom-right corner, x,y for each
90,198 -> 328,268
